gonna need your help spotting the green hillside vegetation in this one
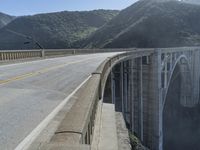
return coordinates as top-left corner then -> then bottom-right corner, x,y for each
1,0 -> 200,50
82,0 -> 200,48
0,10 -> 119,50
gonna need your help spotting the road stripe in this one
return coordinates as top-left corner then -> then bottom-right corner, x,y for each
14,75 -> 91,150
0,57 -> 98,85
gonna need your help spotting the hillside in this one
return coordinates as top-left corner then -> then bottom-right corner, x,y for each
82,0 -> 200,48
0,10 -> 119,50
183,0 -> 200,5
0,12 -> 15,28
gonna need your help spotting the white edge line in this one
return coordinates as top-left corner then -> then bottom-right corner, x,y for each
15,75 -> 92,150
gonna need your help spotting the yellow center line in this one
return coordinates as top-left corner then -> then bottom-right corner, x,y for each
0,57 -> 99,85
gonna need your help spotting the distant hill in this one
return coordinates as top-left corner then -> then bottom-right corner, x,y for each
0,12 -> 15,28
182,0 -> 200,5
82,0 -> 200,48
0,10 -> 119,50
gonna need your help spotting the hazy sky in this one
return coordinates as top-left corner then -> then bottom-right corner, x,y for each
0,0 -> 138,16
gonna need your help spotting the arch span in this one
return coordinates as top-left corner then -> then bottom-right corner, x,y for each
162,55 -> 194,109
162,56 -> 200,150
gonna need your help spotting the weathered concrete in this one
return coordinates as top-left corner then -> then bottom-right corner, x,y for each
98,103 -> 118,150
91,100 -> 103,150
41,144 -> 90,150
28,93 -> 78,150
51,75 -> 100,144
115,112 -> 131,150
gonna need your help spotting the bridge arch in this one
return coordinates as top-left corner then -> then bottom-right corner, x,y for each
162,55 -> 200,150
162,55 -> 194,109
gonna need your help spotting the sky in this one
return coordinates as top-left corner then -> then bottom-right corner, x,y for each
0,0 -> 138,16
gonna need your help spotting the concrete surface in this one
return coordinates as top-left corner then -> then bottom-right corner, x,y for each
0,53 -> 118,150
51,74 -> 100,144
91,100 -> 103,150
98,103 -> 118,150
39,143 -> 90,150
115,112 -> 131,150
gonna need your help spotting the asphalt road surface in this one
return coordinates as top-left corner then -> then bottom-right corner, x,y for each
0,53 -> 119,150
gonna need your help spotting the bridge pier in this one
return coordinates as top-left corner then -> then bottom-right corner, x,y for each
106,56 -> 159,149
150,51 -> 163,150
102,48 -> 200,150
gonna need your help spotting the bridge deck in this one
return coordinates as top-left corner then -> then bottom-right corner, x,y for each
0,53 -> 119,150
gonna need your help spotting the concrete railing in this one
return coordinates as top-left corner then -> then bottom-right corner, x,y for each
0,48 -> 136,61
0,50 -> 42,61
1,47 -> 199,61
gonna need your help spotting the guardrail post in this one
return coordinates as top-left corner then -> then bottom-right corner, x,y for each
0,52 -> 3,60
41,50 -> 45,58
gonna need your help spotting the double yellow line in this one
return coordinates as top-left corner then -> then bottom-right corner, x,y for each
0,57 -> 97,85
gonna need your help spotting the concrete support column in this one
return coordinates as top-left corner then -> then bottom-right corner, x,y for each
132,58 -> 140,137
126,60 -> 132,129
158,54 -> 163,150
164,55 -> 168,89
192,50 -> 200,104
111,69 -> 116,104
170,53 -> 173,70
130,59 -> 134,132
140,57 -> 144,141
148,50 -> 163,150
120,62 -> 125,114
123,61 -> 128,123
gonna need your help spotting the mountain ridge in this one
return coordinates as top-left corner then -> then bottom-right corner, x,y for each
82,0 -> 200,48
0,12 -> 15,28
0,9 -> 119,50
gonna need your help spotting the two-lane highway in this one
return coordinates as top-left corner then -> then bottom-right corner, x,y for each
0,52 -> 119,150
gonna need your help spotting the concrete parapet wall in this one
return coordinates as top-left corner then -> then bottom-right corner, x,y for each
1,47 -> 200,62
41,144 -> 90,150
0,50 -> 42,61
51,74 -> 100,144
0,48 -> 135,62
